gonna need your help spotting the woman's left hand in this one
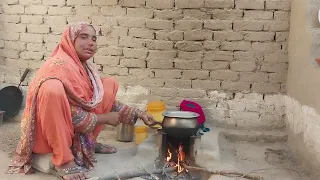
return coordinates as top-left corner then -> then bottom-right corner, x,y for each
139,112 -> 156,126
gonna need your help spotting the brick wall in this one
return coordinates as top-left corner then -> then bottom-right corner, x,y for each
0,0 -> 291,129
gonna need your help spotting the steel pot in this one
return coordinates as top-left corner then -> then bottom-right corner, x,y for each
155,111 -> 200,138
116,123 -> 134,142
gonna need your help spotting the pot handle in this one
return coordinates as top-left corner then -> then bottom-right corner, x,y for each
18,68 -> 30,88
20,68 -> 30,83
150,121 -> 162,127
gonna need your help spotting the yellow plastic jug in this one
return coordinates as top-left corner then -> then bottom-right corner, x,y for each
134,125 -> 148,145
147,101 -> 166,128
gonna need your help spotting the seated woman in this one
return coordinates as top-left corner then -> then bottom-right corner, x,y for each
6,22 -> 156,180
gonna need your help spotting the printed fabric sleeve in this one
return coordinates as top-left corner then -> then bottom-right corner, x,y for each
71,105 -> 98,134
111,100 -> 141,125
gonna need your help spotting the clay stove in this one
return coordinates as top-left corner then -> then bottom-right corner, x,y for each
157,129 -> 201,170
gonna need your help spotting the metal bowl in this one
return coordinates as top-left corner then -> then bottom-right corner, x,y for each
161,111 -> 200,138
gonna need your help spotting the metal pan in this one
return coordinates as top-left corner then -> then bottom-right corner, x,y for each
154,111 -> 200,139
0,68 -> 30,120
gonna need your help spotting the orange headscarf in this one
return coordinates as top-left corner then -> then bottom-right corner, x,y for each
7,22 -> 104,174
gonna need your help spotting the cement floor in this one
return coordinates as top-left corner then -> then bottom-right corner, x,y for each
0,121 -> 313,180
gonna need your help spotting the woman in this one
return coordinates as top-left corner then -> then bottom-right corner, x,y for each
6,22 -> 156,180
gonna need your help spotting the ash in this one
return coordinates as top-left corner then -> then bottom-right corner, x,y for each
139,171 -> 203,180
139,160 -> 204,180
161,171 -> 203,180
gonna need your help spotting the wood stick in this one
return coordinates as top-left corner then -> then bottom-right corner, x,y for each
99,167 -> 176,180
138,165 -> 159,180
182,165 -> 264,180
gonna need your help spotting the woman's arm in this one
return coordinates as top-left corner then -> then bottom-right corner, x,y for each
111,100 -> 142,125
71,106 -> 118,133
71,106 -> 98,133
111,100 -> 156,126
71,101 -> 141,134
71,100 -> 155,134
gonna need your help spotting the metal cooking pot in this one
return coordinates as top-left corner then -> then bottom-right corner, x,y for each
155,111 -> 200,138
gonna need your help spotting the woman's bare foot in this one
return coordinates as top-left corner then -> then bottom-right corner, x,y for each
55,160 -> 90,180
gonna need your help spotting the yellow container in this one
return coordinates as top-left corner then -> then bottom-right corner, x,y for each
147,101 -> 166,129
134,126 -> 148,145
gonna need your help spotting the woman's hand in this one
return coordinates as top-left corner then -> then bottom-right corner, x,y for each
103,112 -> 120,126
138,111 -> 156,126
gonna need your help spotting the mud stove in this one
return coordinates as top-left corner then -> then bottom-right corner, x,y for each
157,129 -> 201,168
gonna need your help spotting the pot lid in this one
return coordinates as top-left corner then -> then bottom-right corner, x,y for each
162,111 -> 199,118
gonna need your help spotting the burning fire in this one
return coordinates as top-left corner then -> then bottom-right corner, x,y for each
166,143 -> 187,173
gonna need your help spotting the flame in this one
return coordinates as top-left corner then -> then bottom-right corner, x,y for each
166,149 -> 172,161
178,143 -> 185,161
166,143 -> 187,173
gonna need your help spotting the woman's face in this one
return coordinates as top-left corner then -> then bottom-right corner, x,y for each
74,25 -> 97,62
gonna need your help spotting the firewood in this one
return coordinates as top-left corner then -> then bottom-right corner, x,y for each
99,167 -> 176,180
182,164 -> 264,180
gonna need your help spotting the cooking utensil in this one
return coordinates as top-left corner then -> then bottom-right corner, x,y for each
116,123 -> 134,142
0,68 -> 30,120
154,111 -> 200,138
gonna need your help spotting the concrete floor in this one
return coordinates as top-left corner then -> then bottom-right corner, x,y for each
0,121 -> 313,180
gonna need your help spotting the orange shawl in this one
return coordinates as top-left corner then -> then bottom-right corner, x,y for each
7,22 -> 105,174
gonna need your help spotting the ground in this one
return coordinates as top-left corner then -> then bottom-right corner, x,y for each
0,118 -> 313,180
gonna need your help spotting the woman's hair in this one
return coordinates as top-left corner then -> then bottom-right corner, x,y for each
69,22 -> 95,42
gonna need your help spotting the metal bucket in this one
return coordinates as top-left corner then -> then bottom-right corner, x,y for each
116,123 -> 134,142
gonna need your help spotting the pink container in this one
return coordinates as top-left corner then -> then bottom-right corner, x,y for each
0,111 -> 4,126
180,100 -> 206,125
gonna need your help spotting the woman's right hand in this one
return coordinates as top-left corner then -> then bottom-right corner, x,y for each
104,112 -> 120,126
